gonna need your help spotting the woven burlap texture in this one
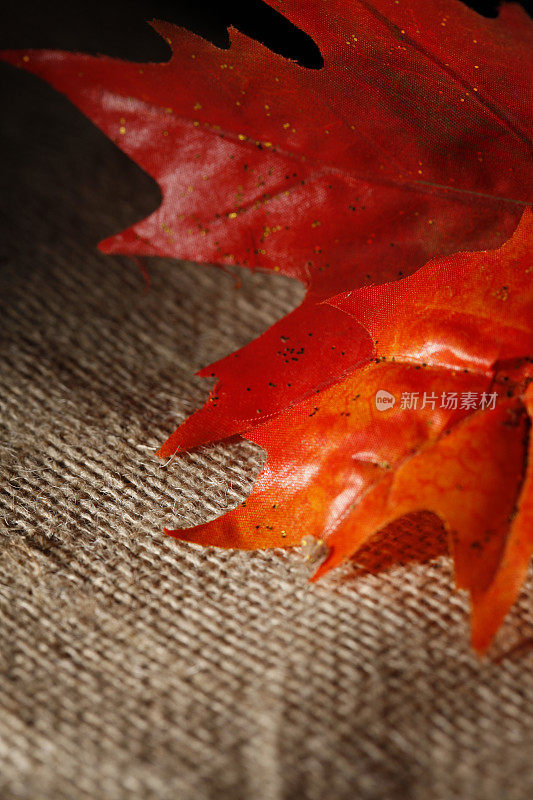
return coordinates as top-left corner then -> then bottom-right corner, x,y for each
1,59 -> 532,800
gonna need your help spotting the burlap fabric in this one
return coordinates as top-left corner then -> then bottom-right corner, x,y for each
1,39 -> 533,800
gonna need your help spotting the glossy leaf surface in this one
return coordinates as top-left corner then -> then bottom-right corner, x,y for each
168,211 -> 533,652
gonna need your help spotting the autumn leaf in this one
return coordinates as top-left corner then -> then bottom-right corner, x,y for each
2,0 -> 532,452
167,209 -> 533,653
2,1 -> 532,652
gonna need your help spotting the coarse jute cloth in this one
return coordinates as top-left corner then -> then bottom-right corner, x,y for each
1,33 -> 533,800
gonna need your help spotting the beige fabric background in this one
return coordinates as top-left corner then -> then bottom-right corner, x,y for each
1,51 -> 533,800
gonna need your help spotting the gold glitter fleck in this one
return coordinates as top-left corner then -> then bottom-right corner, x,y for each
492,286 -> 509,301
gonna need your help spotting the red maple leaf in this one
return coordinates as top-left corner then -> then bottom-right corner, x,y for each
167,210 -> 533,653
2,0 -> 531,451
3,1 -> 532,650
